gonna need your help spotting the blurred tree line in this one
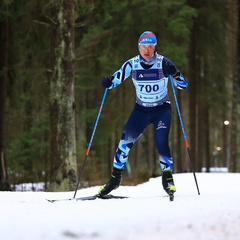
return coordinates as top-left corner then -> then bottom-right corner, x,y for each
0,0 -> 239,191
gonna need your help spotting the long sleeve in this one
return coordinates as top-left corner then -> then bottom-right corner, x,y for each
109,59 -> 133,89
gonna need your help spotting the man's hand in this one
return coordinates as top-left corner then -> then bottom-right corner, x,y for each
102,76 -> 112,88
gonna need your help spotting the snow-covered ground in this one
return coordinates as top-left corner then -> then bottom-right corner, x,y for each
1,173 -> 240,240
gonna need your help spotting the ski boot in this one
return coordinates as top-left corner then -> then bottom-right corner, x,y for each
97,168 -> 122,198
162,171 -> 176,201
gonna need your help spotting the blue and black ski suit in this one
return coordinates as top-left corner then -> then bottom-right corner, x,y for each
108,53 -> 188,172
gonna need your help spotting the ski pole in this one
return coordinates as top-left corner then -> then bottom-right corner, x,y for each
73,88 -> 108,198
169,75 -> 200,195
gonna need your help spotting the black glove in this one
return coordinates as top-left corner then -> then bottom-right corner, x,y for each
173,71 -> 181,79
102,76 -> 112,88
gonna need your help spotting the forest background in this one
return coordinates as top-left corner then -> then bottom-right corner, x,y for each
0,0 -> 239,191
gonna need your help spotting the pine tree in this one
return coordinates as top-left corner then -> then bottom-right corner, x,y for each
48,0 -> 77,191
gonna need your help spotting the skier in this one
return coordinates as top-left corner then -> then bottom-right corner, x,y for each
98,31 -> 188,199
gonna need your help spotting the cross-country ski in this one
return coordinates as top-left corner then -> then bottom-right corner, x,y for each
46,194 -> 128,203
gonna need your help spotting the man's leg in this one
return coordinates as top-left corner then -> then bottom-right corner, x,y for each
98,105 -> 148,197
153,104 -> 176,195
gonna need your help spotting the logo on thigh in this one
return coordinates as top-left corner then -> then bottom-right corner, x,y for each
156,121 -> 167,130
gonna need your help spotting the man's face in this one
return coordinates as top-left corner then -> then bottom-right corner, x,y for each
139,44 -> 155,60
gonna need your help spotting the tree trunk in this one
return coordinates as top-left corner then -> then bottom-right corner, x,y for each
176,92 -> 184,173
0,20 -> 11,191
229,0 -> 239,172
48,0 -> 77,191
188,18 -> 197,171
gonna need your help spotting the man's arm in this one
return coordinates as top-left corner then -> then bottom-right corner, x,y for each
162,57 -> 188,89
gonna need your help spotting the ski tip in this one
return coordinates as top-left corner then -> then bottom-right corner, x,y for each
46,198 -> 73,203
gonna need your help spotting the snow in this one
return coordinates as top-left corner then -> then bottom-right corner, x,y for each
1,173 -> 240,240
